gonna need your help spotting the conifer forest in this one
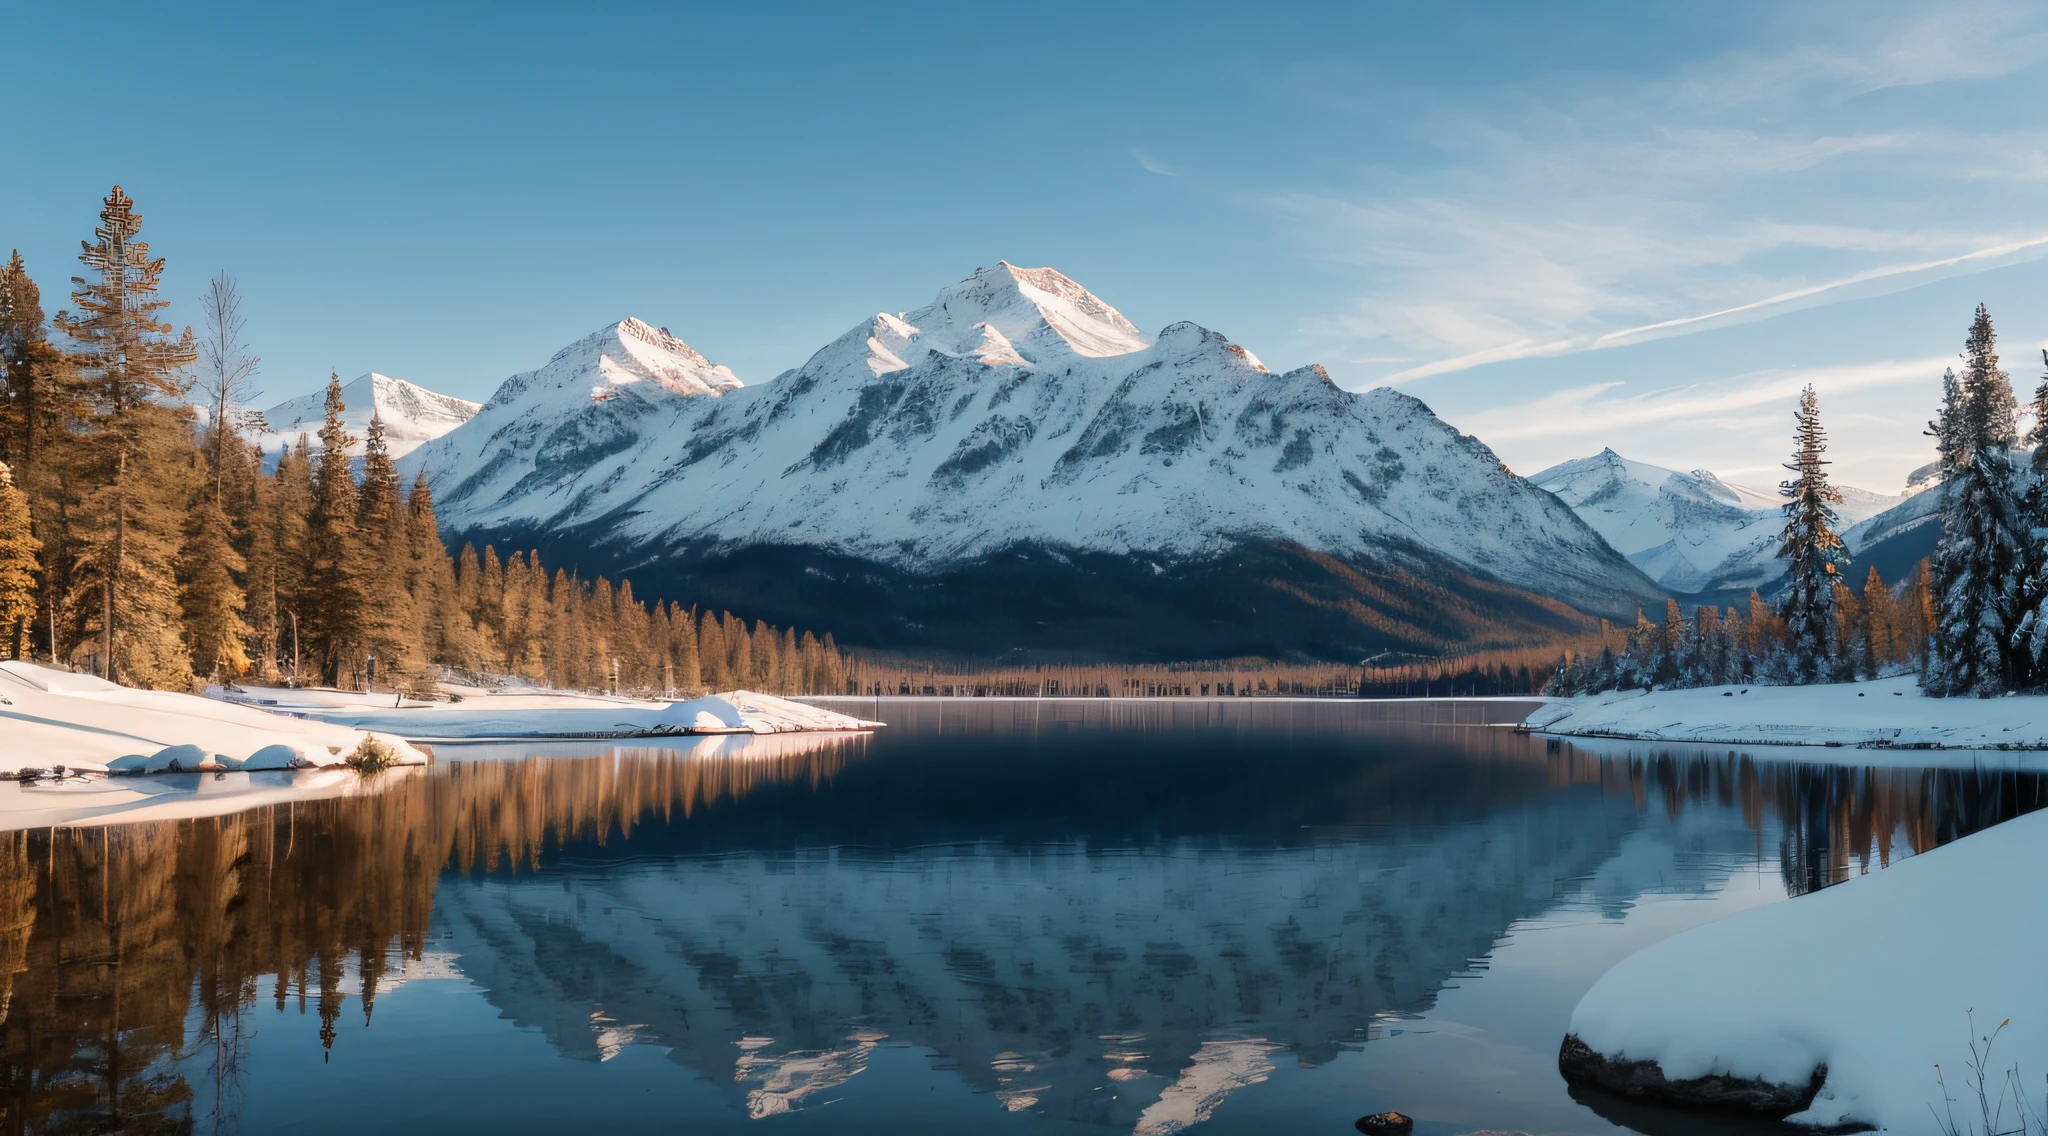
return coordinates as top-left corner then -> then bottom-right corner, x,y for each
0,188 -> 845,697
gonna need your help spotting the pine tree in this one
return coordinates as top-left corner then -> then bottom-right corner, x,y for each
2018,350 -> 2048,682
1775,385 -> 1845,683
1654,599 -> 1685,687
270,440 -> 315,678
675,604 -> 702,694
53,187 -> 198,686
1932,307 -> 2027,695
1901,558 -> 1936,669
1860,566 -> 1902,667
355,413 -> 421,688
0,464 -> 40,658
409,474 -> 474,671
178,497 -> 251,679
302,375 -> 364,685
698,609 -> 726,690
0,251 -> 79,474
1964,304 -> 2018,449
1832,579 -> 1868,678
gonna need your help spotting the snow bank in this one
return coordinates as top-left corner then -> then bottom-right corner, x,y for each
1526,674 -> 2048,750
1568,805 -> 2048,1131
0,661 -> 425,778
224,684 -> 881,740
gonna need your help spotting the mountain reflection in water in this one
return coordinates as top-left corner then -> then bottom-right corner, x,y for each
0,700 -> 2042,1135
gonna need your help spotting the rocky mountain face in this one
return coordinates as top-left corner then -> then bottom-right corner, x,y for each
258,371 -> 481,459
1533,449 -> 1911,598
405,264 -> 1665,660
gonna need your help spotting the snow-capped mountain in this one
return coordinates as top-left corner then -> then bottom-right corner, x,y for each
406,263 -> 1664,660
257,372 -> 481,458
1532,449 -> 1912,596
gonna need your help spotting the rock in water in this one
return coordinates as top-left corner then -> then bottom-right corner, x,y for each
1556,1033 -> 1825,1116
1355,1111 -> 1414,1135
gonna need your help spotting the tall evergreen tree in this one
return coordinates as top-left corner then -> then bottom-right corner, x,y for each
1775,385 -> 1845,683
270,440 -> 315,678
0,251 -> 78,473
355,413 -> 421,687
0,463 -> 40,658
1931,305 -> 2026,694
409,474 -> 475,670
302,375 -> 364,684
1860,566 -> 1903,667
52,187 -> 198,686
178,497 -> 251,679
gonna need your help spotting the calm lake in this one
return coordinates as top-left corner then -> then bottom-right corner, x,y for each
3,699 -> 2044,1135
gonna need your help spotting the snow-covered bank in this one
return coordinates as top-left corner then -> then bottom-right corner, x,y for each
0,661 -> 425,776
1565,804 -> 2048,1131
1525,674 -> 2048,750
222,684 -> 881,740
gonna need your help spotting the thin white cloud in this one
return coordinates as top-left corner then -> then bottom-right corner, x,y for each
1379,234 -> 2048,383
1132,150 -> 1176,177
1458,356 -> 1945,443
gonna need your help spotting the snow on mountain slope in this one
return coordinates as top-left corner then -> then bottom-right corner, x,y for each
406,265 -> 1664,656
258,371 -> 481,458
1533,449 -> 1908,596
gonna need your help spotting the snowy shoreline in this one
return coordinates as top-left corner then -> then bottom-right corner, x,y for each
1524,674 -> 2048,751
0,668 -> 879,830
1562,804 -> 2048,1132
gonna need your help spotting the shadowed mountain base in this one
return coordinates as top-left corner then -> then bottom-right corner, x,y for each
444,528 -> 1606,663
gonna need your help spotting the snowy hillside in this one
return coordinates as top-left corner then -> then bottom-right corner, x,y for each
1532,449 -> 1908,596
257,371 -> 481,458
406,264 -> 1664,659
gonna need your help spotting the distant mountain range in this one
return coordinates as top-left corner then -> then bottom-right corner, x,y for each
389,263 -> 1666,661
1530,449 -> 1916,599
243,272 -> 1959,655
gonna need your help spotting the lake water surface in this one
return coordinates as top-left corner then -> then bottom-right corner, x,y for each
3,699 -> 2043,1135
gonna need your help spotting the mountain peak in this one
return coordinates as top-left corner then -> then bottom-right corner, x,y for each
594,317 -> 742,399
903,262 -> 1149,364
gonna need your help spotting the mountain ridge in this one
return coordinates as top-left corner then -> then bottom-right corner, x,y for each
1533,448 -> 1913,597
403,265 -> 1666,660
258,371 -> 480,458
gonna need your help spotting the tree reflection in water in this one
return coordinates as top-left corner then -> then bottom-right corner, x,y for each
0,714 -> 2037,1133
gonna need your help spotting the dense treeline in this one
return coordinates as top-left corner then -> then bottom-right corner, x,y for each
1556,303 -> 2048,697
1552,563 -> 1934,694
0,186 -> 845,696
844,641 -> 1571,699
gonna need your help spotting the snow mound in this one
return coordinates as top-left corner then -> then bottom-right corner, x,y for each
1527,675 -> 2048,750
1568,806 -> 2048,1131
243,684 -> 882,740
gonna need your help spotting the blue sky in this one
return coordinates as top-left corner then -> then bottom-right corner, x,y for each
3,0 -> 2044,490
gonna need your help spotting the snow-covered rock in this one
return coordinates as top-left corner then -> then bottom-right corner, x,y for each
256,371 -> 481,459
403,263 -> 1664,657
1531,449 -> 1908,596
1524,674 -> 2048,751
1566,805 -> 2048,1130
